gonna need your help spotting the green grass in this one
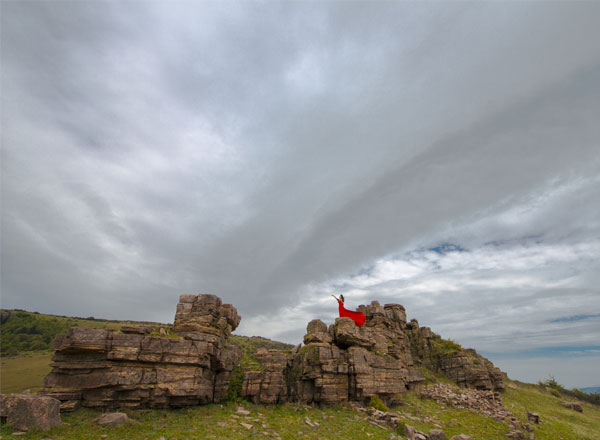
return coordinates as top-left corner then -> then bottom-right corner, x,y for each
396,391 -> 511,439
0,351 -> 53,394
0,402 -> 403,439
503,380 -> 600,440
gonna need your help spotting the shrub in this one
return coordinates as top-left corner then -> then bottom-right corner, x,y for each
225,364 -> 245,402
369,395 -> 389,412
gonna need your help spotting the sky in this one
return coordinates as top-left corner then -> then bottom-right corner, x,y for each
2,1 -> 599,389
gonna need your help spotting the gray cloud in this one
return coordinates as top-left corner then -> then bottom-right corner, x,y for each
2,1 -> 599,386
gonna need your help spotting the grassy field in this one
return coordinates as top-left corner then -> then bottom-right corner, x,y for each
0,351 -> 53,394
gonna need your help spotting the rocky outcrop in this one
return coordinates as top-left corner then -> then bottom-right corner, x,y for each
242,301 -> 425,405
39,294 -> 505,410
407,320 -> 504,391
242,301 -> 504,405
0,394 -> 61,431
39,294 -> 241,410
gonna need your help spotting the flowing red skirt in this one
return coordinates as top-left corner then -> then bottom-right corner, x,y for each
338,300 -> 366,326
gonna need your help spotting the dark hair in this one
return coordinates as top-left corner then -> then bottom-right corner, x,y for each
340,294 -> 345,303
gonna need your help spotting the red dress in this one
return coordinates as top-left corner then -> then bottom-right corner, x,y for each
337,300 -> 366,327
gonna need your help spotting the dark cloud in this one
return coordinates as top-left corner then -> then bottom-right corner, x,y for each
2,1 -> 599,387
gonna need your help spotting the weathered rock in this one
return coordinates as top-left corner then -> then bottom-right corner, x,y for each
527,411 -> 540,424
39,294 -> 241,409
404,424 -> 417,440
94,412 -> 128,426
429,428 -> 449,440
421,384 -> 517,422
303,319 -> 333,344
561,402 -> 583,412
120,325 -> 153,335
40,294 -> 505,409
241,300 -> 504,405
450,435 -> 472,440
0,394 -> 61,431
407,323 -> 504,392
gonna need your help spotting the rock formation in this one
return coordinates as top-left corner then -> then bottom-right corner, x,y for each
406,319 -> 504,391
39,294 -> 241,410
40,294 -> 504,410
241,301 -> 504,405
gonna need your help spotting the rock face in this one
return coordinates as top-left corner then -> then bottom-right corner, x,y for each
0,394 -> 61,431
39,294 -> 241,410
406,320 -> 504,391
241,301 -> 504,405
39,294 -> 504,410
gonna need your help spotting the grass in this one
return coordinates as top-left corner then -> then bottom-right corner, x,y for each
0,401 -> 404,439
396,391 -> 511,439
0,351 -> 53,394
503,380 -> 600,440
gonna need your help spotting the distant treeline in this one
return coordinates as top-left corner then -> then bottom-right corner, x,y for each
0,310 -> 78,355
0,309 -> 163,356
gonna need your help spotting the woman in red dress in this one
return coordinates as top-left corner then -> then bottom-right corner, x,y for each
333,294 -> 366,327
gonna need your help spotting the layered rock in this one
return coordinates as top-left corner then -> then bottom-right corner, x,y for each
242,301 -> 504,405
242,301 -> 426,405
40,294 -> 504,410
39,294 -> 241,410
407,320 -> 504,391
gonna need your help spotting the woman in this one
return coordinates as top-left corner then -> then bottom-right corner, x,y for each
332,294 -> 366,327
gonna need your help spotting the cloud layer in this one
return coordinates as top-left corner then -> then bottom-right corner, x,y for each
2,2 -> 599,388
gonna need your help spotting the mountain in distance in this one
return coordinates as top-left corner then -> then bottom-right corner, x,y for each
580,386 -> 600,394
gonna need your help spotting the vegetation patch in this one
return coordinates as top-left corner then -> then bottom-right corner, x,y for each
0,309 -> 165,356
369,394 -> 389,412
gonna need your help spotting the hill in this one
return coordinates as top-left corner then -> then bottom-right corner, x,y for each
0,309 -> 165,355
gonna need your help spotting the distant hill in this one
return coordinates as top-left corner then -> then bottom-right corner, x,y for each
580,386 -> 600,394
0,309 -> 165,356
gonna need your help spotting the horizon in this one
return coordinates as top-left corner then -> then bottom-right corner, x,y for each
2,2 -> 599,390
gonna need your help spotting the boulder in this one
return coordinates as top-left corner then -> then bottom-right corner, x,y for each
303,319 -> 333,344
561,402 -> 583,412
120,325 -> 153,335
334,317 -> 375,348
94,412 -> 128,426
404,424 -> 417,440
450,435 -> 472,440
0,394 -> 61,431
527,411 -> 540,424
429,428 -> 449,440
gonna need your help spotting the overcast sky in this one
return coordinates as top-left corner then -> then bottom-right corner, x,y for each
2,1 -> 599,389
